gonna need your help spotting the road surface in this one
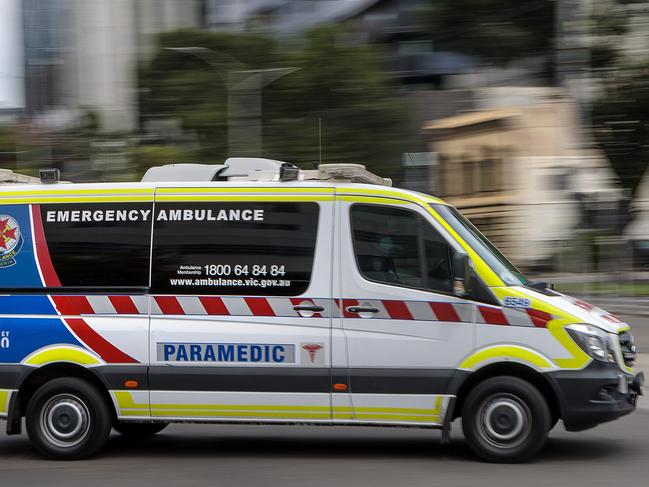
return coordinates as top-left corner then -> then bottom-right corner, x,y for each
0,414 -> 648,487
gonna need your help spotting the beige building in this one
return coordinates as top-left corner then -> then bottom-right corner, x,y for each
423,88 -> 620,270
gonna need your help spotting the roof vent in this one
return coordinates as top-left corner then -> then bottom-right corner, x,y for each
141,163 -> 227,182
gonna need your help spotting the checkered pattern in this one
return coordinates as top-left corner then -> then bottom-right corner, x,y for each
47,295 -> 554,328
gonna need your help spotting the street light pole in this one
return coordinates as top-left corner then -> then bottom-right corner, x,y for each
165,46 -> 299,156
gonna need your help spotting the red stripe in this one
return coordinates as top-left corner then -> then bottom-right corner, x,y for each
64,318 -> 137,363
479,306 -> 510,325
52,296 -> 94,315
155,296 -> 185,315
602,313 -> 622,324
31,205 -> 61,286
526,309 -> 552,328
108,296 -> 139,314
244,297 -> 275,316
290,298 -> 322,318
429,302 -> 461,322
341,299 -> 359,318
199,296 -> 229,315
383,300 -> 413,320
572,299 -> 594,311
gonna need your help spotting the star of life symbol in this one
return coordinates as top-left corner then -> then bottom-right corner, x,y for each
0,215 -> 23,268
301,343 -> 324,365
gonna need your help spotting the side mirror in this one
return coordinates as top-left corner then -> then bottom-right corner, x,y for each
451,252 -> 473,296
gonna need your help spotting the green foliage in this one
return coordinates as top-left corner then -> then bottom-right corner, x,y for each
0,126 -> 17,170
426,0 -> 555,64
426,0 -> 628,76
131,145 -> 196,179
139,27 -> 411,178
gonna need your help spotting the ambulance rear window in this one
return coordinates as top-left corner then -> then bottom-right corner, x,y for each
39,203 -> 153,288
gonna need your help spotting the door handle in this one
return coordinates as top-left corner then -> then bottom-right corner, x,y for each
293,305 -> 325,312
346,306 -> 379,314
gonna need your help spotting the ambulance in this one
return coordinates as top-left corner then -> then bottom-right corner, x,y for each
0,159 -> 643,462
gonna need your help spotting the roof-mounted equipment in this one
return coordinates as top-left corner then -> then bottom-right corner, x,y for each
141,157 -> 391,186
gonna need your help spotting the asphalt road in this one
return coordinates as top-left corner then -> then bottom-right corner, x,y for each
1,414 -> 649,487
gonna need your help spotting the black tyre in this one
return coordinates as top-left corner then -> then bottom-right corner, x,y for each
113,421 -> 168,438
461,376 -> 550,463
26,378 -> 112,460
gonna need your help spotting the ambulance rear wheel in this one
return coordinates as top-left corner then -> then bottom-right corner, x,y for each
461,376 -> 550,463
26,378 -> 112,460
113,421 -> 168,438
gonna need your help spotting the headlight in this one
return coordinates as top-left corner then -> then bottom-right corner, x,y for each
566,324 -> 616,363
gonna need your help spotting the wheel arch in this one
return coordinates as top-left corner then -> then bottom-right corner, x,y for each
450,362 -> 561,424
8,363 -> 116,432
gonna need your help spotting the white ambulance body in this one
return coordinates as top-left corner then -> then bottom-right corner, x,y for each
0,159 -> 643,462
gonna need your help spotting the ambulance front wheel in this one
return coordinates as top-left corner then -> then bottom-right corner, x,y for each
113,421 -> 168,438
461,376 -> 550,463
25,378 -> 112,460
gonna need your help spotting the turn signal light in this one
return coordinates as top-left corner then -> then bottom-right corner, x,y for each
124,380 -> 139,389
333,383 -> 348,392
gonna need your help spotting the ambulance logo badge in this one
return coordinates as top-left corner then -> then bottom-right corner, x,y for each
0,215 -> 23,268
301,343 -> 325,366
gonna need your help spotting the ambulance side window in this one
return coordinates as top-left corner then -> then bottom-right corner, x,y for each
351,205 -> 453,294
40,203 -> 153,288
151,202 -> 319,296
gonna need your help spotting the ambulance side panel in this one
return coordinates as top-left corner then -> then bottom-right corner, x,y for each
142,190 -> 335,422
335,198 -> 476,425
0,191 -> 154,420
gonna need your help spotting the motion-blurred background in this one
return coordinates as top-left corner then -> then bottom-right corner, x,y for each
2,0 -> 649,300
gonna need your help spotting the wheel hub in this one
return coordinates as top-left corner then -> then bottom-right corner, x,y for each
41,394 -> 90,448
478,393 -> 531,448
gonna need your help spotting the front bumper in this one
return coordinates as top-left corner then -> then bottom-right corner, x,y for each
547,361 -> 644,432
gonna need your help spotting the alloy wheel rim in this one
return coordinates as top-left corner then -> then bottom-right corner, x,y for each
477,393 -> 532,449
40,394 -> 91,448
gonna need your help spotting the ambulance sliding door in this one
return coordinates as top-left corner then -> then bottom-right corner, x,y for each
148,187 -> 335,423
336,197 -> 475,426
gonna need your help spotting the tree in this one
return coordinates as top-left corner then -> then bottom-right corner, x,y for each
592,63 -> 649,195
426,0 -> 628,78
138,27 -> 411,178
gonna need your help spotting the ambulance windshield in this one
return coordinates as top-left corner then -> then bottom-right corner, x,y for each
430,204 -> 528,286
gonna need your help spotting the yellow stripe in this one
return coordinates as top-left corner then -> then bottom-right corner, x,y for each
150,410 -> 332,419
459,345 -> 554,370
0,196 -> 153,204
114,391 -> 147,409
23,346 -> 103,366
113,392 -> 446,423
0,390 -> 11,415
349,413 -> 441,422
490,287 -> 593,370
120,410 -> 150,417
155,195 -> 333,202
153,403 -> 331,412
156,187 -> 334,194
338,187 -> 445,205
339,196 -> 409,205
0,188 -> 154,196
146,410 -> 440,422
